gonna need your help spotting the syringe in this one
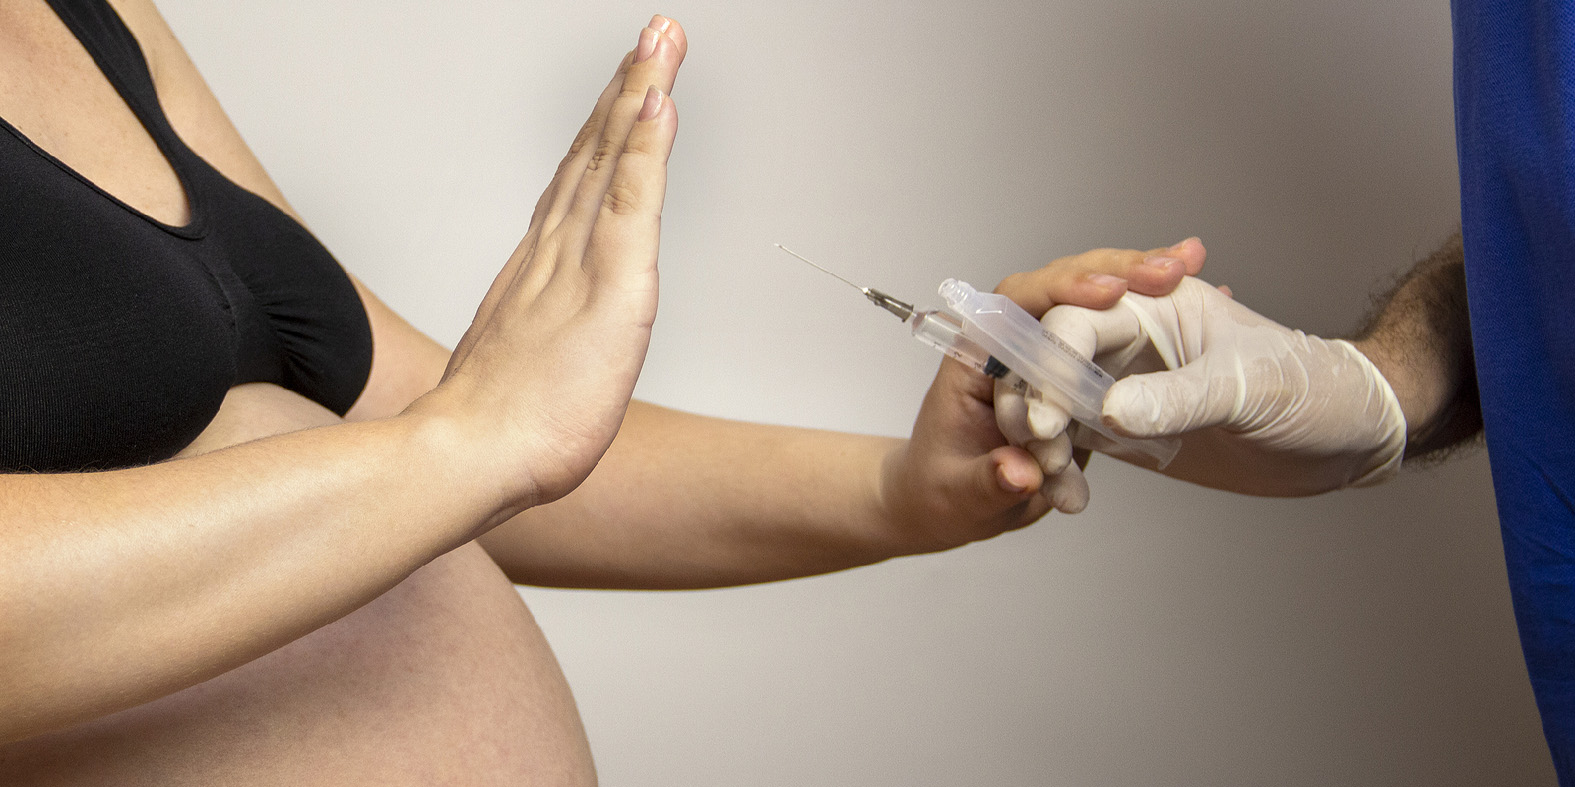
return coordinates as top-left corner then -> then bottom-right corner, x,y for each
774,245 -> 1178,468
774,245 -> 1009,380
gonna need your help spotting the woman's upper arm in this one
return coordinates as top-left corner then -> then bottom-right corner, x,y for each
110,0 -> 452,420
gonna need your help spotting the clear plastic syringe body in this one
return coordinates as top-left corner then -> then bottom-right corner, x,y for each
909,306 -> 1179,469
907,309 -> 1007,379
937,279 -> 1180,468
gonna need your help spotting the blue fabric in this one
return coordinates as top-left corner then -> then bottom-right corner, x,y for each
1454,1 -> 1575,780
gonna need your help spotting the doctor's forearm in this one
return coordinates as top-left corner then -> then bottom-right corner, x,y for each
1349,230 -> 1481,460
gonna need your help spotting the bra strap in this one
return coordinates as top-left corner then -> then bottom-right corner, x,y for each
43,0 -> 195,166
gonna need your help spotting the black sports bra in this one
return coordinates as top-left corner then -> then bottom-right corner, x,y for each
0,0 -> 373,472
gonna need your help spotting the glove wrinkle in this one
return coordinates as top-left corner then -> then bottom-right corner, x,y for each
1006,277 -> 1410,496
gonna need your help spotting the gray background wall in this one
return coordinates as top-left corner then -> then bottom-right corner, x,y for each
159,1 -> 1553,784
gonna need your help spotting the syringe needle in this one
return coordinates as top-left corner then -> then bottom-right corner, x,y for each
773,244 -> 867,292
774,243 -> 916,320
771,243 -> 1013,382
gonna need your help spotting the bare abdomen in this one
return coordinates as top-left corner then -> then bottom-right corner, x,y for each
0,385 -> 596,785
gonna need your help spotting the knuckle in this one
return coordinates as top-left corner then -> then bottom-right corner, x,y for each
586,136 -> 621,173
995,268 -> 1066,304
616,82 -> 649,102
1070,247 -> 1119,268
563,121 -> 600,164
995,271 -> 1030,296
621,134 -> 661,158
1096,248 -> 1145,271
600,182 -> 643,216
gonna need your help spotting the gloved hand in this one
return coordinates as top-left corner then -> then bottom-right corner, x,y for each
1000,276 -> 1406,497
883,242 -> 1206,551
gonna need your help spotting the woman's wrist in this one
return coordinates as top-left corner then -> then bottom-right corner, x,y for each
875,440 -> 965,557
396,393 -> 534,534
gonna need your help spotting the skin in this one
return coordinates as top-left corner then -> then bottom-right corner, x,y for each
0,1 -> 1200,783
1348,230 -> 1479,458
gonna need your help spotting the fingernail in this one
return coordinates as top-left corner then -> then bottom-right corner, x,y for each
1086,273 -> 1125,289
997,464 -> 1030,494
635,26 -> 658,62
649,14 -> 672,33
1170,237 -> 1200,252
638,85 -> 665,120
1143,255 -> 1181,270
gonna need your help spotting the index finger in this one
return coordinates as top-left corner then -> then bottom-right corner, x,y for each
995,238 -> 1207,317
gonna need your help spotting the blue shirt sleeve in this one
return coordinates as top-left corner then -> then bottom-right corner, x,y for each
1453,1 -> 1575,780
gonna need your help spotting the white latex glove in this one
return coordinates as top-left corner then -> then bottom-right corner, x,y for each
992,372 -> 1091,513
1000,276 -> 1406,497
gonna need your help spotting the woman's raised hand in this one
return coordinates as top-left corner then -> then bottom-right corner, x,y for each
416,17 -> 687,515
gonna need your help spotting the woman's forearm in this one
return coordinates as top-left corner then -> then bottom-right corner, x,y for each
478,401 -> 911,590
0,413 -> 494,742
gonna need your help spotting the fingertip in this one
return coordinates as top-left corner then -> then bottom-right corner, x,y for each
1127,255 -> 1186,296
656,15 -> 689,56
634,20 -> 685,80
993,381 -> 1035,447
995,452 -> 1042,496
635,26 -> 659,63
637,86 -> 664,121
1171,236 -> 1206,275
1052,479 -> 1089,513
1101,378 -> 1157,438
636,89 -> 678,135
1025,397 -> 1070,441
1042,462 -> 1090,513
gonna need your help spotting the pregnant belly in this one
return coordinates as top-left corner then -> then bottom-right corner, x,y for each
0,385 -> 596,786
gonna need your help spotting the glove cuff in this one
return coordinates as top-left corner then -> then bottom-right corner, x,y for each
1329,339 -> 1408,487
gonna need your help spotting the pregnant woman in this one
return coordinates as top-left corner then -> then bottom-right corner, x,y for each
0,1 -> 1200,783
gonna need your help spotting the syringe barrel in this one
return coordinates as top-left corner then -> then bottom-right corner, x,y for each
908,310 -> 1001,377
938,279 -> 1179,468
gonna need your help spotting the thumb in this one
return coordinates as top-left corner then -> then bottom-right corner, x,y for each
1102,360 -> 1238,438
980,445 -> 1044,503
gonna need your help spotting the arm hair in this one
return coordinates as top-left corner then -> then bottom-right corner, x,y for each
1349,230 -> 1482,462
